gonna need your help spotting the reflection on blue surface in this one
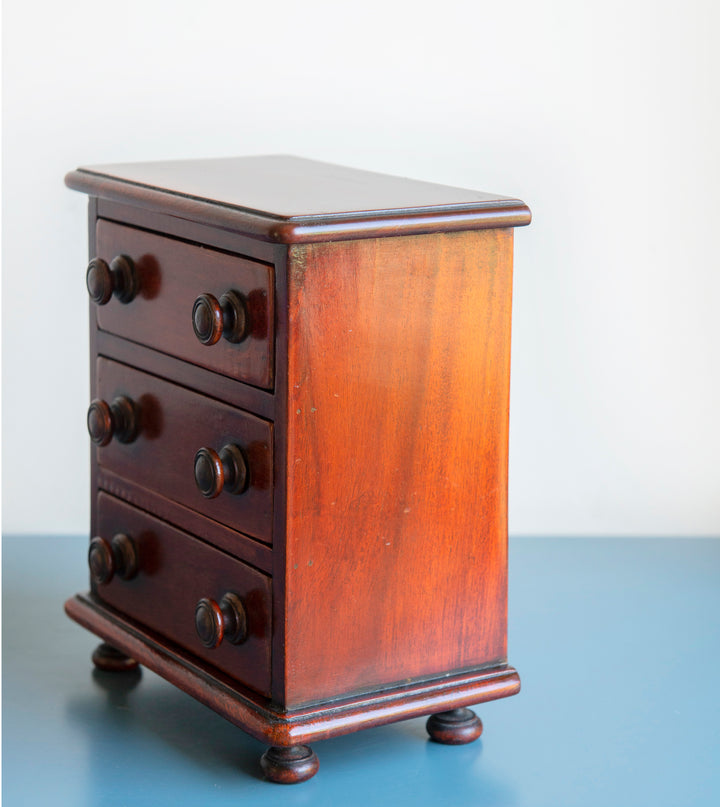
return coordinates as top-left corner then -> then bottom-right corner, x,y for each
3,536 -> 719,806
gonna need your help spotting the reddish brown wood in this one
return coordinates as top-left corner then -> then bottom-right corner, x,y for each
96,198 -> 281,263
426,708 -> 483,744
95,220 -> 274,389
88,533 -> 138,583
95,358 -> 273,543
194,593 -> 248,648
91,642 -> 139,672
93,493 -> 272,696
86,255 -> 139,305
260,746 -> 319,784
88,197 -> 100,549
87,396 -> 139,446
88,536 -> 115,583
65,156 -> 531,244
70,155 -> 523,218
95,330 -> 276,420
95,466 -> 273,573
86,399 -> 115,446
192,291 -> 248,346
66,156 -> 528,784
282,229 -> 514,706
191,292 -> 224,345
65,592 -> 520,745
193,444 -> 248,499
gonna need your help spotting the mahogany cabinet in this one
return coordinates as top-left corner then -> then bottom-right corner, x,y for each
64,155 -> 530,784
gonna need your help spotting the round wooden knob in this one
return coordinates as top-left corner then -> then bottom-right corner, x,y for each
87,396 -> 139,446
87,255 -> 138,305
88,533 -> 138,584
192,291 -> 248,345
193,444 -> 248,498
195,593 -> 247,648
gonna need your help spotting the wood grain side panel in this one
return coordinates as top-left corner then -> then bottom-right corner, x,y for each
283,230 -> 514,706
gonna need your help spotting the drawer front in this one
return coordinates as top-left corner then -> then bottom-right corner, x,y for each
95,220 -> 274,389
94,493 -> 272,695
96,358 -> 273,543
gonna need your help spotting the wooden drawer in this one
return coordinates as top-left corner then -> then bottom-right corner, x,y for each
95,220 -> 274,389
95,358 -> 273,543
94,493 -> 272,695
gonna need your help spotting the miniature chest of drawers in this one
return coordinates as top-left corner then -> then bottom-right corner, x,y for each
64,155 -> 530,784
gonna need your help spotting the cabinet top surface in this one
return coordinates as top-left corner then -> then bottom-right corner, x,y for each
66,155 -> 530,243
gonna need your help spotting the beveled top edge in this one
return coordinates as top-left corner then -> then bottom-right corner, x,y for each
65,155 -> 531,243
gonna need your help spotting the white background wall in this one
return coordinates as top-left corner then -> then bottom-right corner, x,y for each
3,0 -> 719,536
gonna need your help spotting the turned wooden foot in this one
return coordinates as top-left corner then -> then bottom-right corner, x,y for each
426,707 -> 483,744
91,642 -> 140,672
260,745 -> 319,784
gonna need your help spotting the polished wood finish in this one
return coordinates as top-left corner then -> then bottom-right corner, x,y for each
193,444 -> 248,499
260,745 -> 319,784
88,533 -> 138,583
69,155 -> 522,217
95,220 -> 274,389
426,708 -> 484,744
65,155 -> 528,783
96,465 -> 273,573
95,329 -> 276,419
66,592 -> 520,745
195,593 -> 248,648
95,358 -> 273,543
91,641 -> 139,672
282,229 -> 513,706
94,493 -> 272,695
86,255 -> 139,305
87,396 -> 139,446
66,156 -> 531,243
192,291 -> 249,346
96,198 -> 281,263
191,292 -> 224,345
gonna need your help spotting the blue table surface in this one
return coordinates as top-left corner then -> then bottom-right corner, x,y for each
3,535 -> 719,806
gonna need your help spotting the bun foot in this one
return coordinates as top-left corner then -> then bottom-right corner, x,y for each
426,708 -> 483,744
91,642 -> 140,672
260,745 -> 319,784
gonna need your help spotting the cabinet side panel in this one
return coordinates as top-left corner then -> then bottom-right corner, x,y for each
284,230 -> 514,707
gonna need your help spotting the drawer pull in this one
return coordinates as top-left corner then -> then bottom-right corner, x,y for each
87,396 -> 139,446
86,255 -> 139,305
88,533 -> 138,584
192,291 -> 248,346
195,593 -> 247,648
194,444 -> 248,498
